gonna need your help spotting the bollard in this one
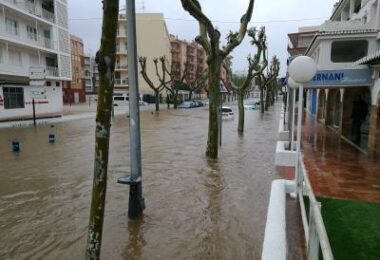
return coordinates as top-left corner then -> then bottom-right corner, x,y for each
12,140 -> 20,152
49,134 -> 55,143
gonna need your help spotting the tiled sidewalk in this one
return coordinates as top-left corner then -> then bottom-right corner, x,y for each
302,115 -> 380,202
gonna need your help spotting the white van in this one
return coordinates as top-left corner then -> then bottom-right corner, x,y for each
113,94 -> 129,106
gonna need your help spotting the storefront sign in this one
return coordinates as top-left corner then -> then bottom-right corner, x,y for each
304,69 -> 374,88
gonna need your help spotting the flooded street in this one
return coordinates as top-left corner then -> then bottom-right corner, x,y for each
0,102 -> 281,260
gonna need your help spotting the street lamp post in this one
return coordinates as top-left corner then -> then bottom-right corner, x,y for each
288,56 -> 317,198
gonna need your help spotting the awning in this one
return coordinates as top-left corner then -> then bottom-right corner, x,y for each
355,50 -> 380,65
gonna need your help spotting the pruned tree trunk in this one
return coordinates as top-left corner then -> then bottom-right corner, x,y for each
188,90 -> 193,101
237,90 -> 245,133
206,60 -> 221,158
85,0 -> 119,258
154,89 -> 160,111
260,87 -> 265,114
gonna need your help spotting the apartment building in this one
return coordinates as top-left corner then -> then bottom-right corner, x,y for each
0,0 -> 71,121
287,26 -> 319,57
302,0 -> 380,157
115,12 -> 171,99
64,34 -> 85,103
84,54 -> 98,94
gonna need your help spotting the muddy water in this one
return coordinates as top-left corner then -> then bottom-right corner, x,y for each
0,102 -> 281,259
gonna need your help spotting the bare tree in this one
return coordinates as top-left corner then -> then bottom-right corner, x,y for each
138,57 -> 167,111
258,56 -> 280,113
230,27 -> 268,133
85,0 -> 119,258
180,0 -> 255,159
187,69 -> 208,101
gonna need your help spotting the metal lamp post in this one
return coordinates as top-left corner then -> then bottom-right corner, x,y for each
288,77 -> 298,151
117,0 -> 145,219
288,56 -> 317,198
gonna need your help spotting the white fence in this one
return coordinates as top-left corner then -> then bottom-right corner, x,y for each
296,155 -> 334,260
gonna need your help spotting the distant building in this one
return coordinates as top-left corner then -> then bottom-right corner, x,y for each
0,0 -> 71,121
169,34 -> 207,99
64,34 -> 85,103
115,12 -> 171,99
84,55 -> 99,94
287,26 -> 319,57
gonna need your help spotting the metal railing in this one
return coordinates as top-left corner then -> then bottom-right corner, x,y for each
297,155 -> 334,260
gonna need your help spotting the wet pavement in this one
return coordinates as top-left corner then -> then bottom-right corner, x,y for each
0,101 -> 285,259
302,115 -> 380,202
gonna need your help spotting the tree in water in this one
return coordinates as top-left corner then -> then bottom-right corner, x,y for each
180,0 -> 255,159
85,0 -> 119,258
229,27 -> 268,133
258,56 -> 280,113
138,57 -> 167,111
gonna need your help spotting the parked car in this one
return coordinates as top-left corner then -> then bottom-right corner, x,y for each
178,101 -> 196,109
113,94 -> 129,106
222,106 -> 234,119
193,100 -> 204,107
244,101 -> 260,110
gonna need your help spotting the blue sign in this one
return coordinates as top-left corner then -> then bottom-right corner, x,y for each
304,69 -> 374,88
280,77 -> 287,87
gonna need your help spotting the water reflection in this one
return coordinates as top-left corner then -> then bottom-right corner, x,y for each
123,219 -> 146,260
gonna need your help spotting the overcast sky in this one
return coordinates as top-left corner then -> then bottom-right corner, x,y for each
68,0 -> 337,76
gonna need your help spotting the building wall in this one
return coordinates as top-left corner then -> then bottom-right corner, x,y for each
66,34 -> 85,103
0,0 -> 71,120
0,84 -> 63,121
115,12 -> 171,96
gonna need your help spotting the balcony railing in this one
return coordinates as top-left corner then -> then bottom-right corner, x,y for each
45,66 -> 59,77
320,20 -> 376,32
115,64 -> 128,70
1,25 -> 57,50
0,0 -> 55,23
115,79 -> 128,86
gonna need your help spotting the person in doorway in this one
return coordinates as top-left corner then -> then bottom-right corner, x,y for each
351,95 -> 368,145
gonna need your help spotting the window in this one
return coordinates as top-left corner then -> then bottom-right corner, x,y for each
9,49 -> 22,66
331,40 -> 368,63
27,25 -> 37,41
5,18 -> 18,35
3,87 -> 24,109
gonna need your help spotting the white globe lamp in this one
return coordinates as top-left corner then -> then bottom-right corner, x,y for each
288,56 -> 317,83
287,77 -> 299,89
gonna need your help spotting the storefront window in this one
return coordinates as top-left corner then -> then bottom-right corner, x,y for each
3,87 -> 25,109
331,40 -> 368,63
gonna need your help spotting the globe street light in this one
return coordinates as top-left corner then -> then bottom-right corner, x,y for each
288,56 -> 317,198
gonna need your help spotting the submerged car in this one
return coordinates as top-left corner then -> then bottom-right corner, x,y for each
244,101 -> 260,110
193,100 -> 204,107
178,101 -> 196,109
222,106 -> 234,119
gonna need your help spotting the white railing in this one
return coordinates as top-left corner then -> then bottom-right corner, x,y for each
297,155 -> 334,260
45,66 -> 59,77
115,79 -> 128,85
0,25 -> 57,50
41,8 -> 55,23
320,20 -> 376,32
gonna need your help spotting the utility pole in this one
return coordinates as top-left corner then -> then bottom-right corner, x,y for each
32,98 -> 36,127
117,0 -> 145,219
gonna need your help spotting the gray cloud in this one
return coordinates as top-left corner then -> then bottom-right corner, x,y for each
68,0 -> 337,76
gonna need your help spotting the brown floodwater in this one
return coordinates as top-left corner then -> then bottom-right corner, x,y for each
0,102 -> 281,259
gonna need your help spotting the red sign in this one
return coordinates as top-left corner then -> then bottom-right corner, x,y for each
0,95 -> 3,106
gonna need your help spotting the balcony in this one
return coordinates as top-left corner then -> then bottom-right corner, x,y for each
115,64 -> 128,70
0,25 -> 57,51
0,0 -> 55,23
115,79 -> 128,86
116,46 -> 127,54
45,66 -> 58,77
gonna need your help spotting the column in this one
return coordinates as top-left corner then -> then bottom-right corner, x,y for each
368,105 -> 379,159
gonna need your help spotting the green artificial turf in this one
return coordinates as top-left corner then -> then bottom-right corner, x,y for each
315,197 -> 380,260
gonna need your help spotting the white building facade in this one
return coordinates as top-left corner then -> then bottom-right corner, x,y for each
0,0 -> 71,121
304,0 -> 380,157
